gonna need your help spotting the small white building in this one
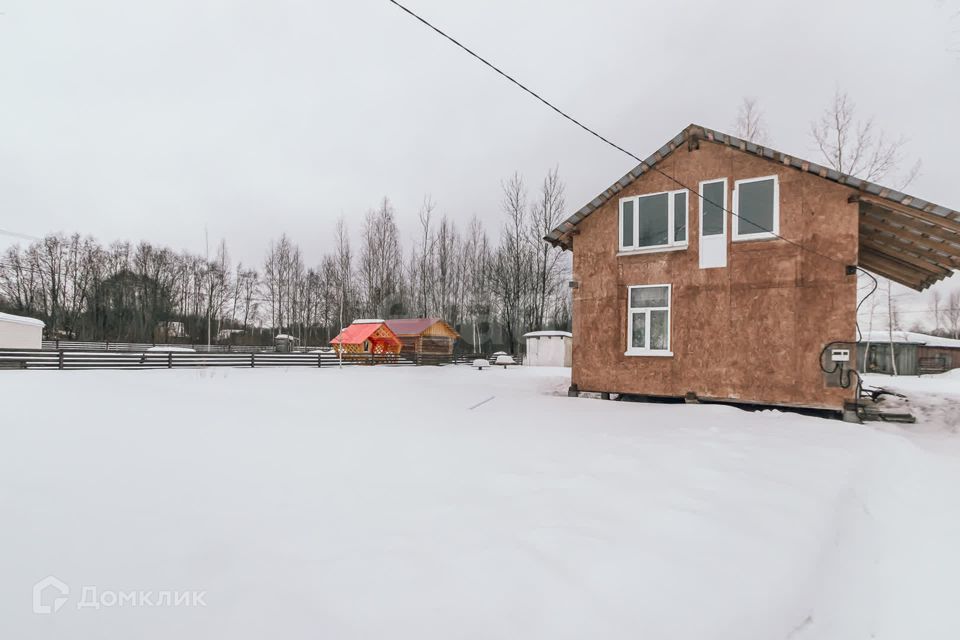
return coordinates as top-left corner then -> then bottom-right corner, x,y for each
523,330 -> 572,367
0,312 -> 45,350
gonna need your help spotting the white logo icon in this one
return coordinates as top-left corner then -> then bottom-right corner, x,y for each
33,576 -> 69,614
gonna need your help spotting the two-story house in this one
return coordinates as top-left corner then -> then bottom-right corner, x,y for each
546,124 -> 960,414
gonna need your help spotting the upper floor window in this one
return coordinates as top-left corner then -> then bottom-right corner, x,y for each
619,190 -> 688,252
733,175 -> 779,240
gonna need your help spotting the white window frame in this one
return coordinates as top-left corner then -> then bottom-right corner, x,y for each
732,175 -> 779,241
625,284 -> 672,357
618,190 -> 689,254
698,178 -> 728,237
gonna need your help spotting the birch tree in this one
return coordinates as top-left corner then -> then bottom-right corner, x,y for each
733,97 -> 769,144
811,89 -> 921,188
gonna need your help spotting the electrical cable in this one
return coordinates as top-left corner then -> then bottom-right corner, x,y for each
387,0 -> 854,270
0,228 -> 41,241
387,0 -> 897,412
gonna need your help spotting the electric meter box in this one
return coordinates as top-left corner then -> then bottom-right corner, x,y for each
831,348 -> 850,362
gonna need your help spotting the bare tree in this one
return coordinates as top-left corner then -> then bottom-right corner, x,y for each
0,169 -> 577,351
811,89 -> 921,188
733,97 -> 769,145
461,215 -> 493,352
887,280 -> 899,375
931,289 -> 942,334
943,289 -> 960,339
432,214 -> 459,322
527,167 -> 568,330
333,217 -> 353,329
262,234 -> 296,332
359,198 -> 404,318
412,196 -> 435,317
492,173 -> 533,353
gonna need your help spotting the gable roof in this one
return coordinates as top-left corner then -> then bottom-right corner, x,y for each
330,322 -> 398,346
546,124 -> 960,291
384,318 -> 459,338
385,318 -> 440,335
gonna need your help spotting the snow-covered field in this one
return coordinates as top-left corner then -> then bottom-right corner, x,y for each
2,365 -> 959,639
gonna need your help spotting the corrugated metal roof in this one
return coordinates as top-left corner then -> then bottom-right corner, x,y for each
384,318 -> 460,339
859,330 -> 960,348
384,318 -> 441,336
330,322 -> 397,345
547,123 -> 960,249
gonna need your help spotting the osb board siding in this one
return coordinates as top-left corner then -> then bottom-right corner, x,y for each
571,143 -> 858,409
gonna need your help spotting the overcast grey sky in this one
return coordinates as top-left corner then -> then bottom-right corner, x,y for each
1,0 -> 958,307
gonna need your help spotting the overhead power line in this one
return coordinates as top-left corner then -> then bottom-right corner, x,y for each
386,0 -> 853,271
0,228 -> 42,241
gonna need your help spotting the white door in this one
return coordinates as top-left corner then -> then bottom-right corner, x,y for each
699,179 -> 727,269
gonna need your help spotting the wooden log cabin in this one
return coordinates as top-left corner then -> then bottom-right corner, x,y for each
384,318 -> 460,356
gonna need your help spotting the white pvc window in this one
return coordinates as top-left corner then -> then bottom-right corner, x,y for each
699,178 -> 728,269
619,190 -> 688,252
733,175 -> 779,240
699,179 -> 727,237
626,284 -> 671,356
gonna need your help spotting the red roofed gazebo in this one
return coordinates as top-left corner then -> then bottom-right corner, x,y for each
330,319 -> 402,358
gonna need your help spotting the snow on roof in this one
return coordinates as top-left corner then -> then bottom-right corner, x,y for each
352,318 -> 385,324
0,312 -> 45,328
523,330 -> 572,338
859,330 -> 960,349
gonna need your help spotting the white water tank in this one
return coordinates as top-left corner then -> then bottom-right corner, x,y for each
0,312 -> 45,350
523,331 -> 572,367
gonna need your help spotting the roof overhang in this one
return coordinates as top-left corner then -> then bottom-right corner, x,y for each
856,195 -> 960,290
546,124 -> 960,291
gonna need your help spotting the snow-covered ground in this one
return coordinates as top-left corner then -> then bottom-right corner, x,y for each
2,365 -> 959,639
861,370 -> 960,453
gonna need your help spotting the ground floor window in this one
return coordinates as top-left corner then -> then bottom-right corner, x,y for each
626,284 -> 671,355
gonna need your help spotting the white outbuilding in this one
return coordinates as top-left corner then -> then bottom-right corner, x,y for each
0,312 -> 45,350
523,330 -> 572,367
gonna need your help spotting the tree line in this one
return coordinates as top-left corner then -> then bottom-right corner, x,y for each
0,169 -> 571,353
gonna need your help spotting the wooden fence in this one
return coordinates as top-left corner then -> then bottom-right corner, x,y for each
0,349 -> 518,371
41,340 -> 298,353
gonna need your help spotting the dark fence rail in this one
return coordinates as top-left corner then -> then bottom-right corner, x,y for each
0,349 -> 519,371
41,340 -> 306,353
